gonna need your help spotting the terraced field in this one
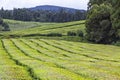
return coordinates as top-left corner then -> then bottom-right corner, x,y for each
0,39 -> 120,80
1,20 -> 85,37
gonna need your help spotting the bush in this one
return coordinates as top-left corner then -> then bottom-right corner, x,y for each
46,33 -> 62,37
113,41 -> 120,46
0,18 -> 3,24
0,18 -> 10,31
67,31 -> 76,36
76,30 -> 83,37
2,22 -> 10,31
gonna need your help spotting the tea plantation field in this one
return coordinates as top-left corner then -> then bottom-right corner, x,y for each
1,19 -> 85,37
0,39 -> 120,80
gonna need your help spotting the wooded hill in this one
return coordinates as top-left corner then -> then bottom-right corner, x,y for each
0,5 -> 86,22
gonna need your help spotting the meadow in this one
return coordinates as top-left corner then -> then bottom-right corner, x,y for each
0,19 -> 120,80
0,19 -> 85,37
0,39 -> 120,80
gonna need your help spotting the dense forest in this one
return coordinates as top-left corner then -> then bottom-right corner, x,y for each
86,0 -> 120,44
0,7 -> 86,22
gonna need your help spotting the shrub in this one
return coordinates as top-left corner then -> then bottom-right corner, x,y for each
113,41 -> 120,46
76,30 -> 84,37
67,31 -> 76,36
46,33 -> 62,37
2,22 -> 10,31
0,18 -> 3,24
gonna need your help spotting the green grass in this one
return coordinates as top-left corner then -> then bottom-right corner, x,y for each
0,19 -> 120,80
0,40 -> 32,80
4,19 -> 56,31
1,19 -> 85,37
0,38 -> 120,80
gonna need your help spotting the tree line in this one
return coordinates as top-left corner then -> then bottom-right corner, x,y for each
86,0 -> 120,44
0,8 -> 86,22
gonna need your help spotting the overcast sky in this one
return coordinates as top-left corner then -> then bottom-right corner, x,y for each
0,0 -> 89,10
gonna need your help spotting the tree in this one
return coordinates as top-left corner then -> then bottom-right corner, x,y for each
111,0 -> 120,39
86,3 -> 117,44
0,18 -> 3,24
76,30 -> 83,37
0,18 -> 3,31
0,18 -> 10,31
74,10 -> 85,21
88,0 -> 111,10
0,7 -> 86,22
2,22 -> 10,31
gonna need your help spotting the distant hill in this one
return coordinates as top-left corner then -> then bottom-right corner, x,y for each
29,5 -> 86,13
0,5 -> 86,23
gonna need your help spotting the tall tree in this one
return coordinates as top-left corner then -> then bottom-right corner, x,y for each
111,0 -> 120,39
86,0 -> 117,44
88,0 -> 111,10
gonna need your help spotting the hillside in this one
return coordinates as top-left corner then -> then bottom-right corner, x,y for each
29,5 -> 86,13
0,38 -> 120,80
0,5 -> 86,23
4,19 -> 56,31
1,19 -> 85,37
0,0 -> 120,80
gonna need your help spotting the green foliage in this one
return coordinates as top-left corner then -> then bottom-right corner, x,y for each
76,30 -> 84,37
0,18 -> 3,24
0,8 -> 86,22
113,41 -> 120,46
88,0 -> 112,10
67,30 -> 84,37
86,0 -> 120,44
67,31 -> 76,36
86,0 -> 118,44
2,22 -> 10,31
111,0 -> 120,39
0,18 -> 10,31
23,33 -> 63,37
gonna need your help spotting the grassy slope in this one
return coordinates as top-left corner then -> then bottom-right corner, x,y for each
4,19 -> 56,31
1,38 -> 120,80
0,20 -> 119,79
1,19 -> 120,45
2,19 -> 85,36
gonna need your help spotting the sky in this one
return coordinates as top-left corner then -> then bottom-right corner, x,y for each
0,0 -> 89,10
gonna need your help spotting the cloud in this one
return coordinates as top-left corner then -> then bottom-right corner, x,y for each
0,0 -> 89,10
